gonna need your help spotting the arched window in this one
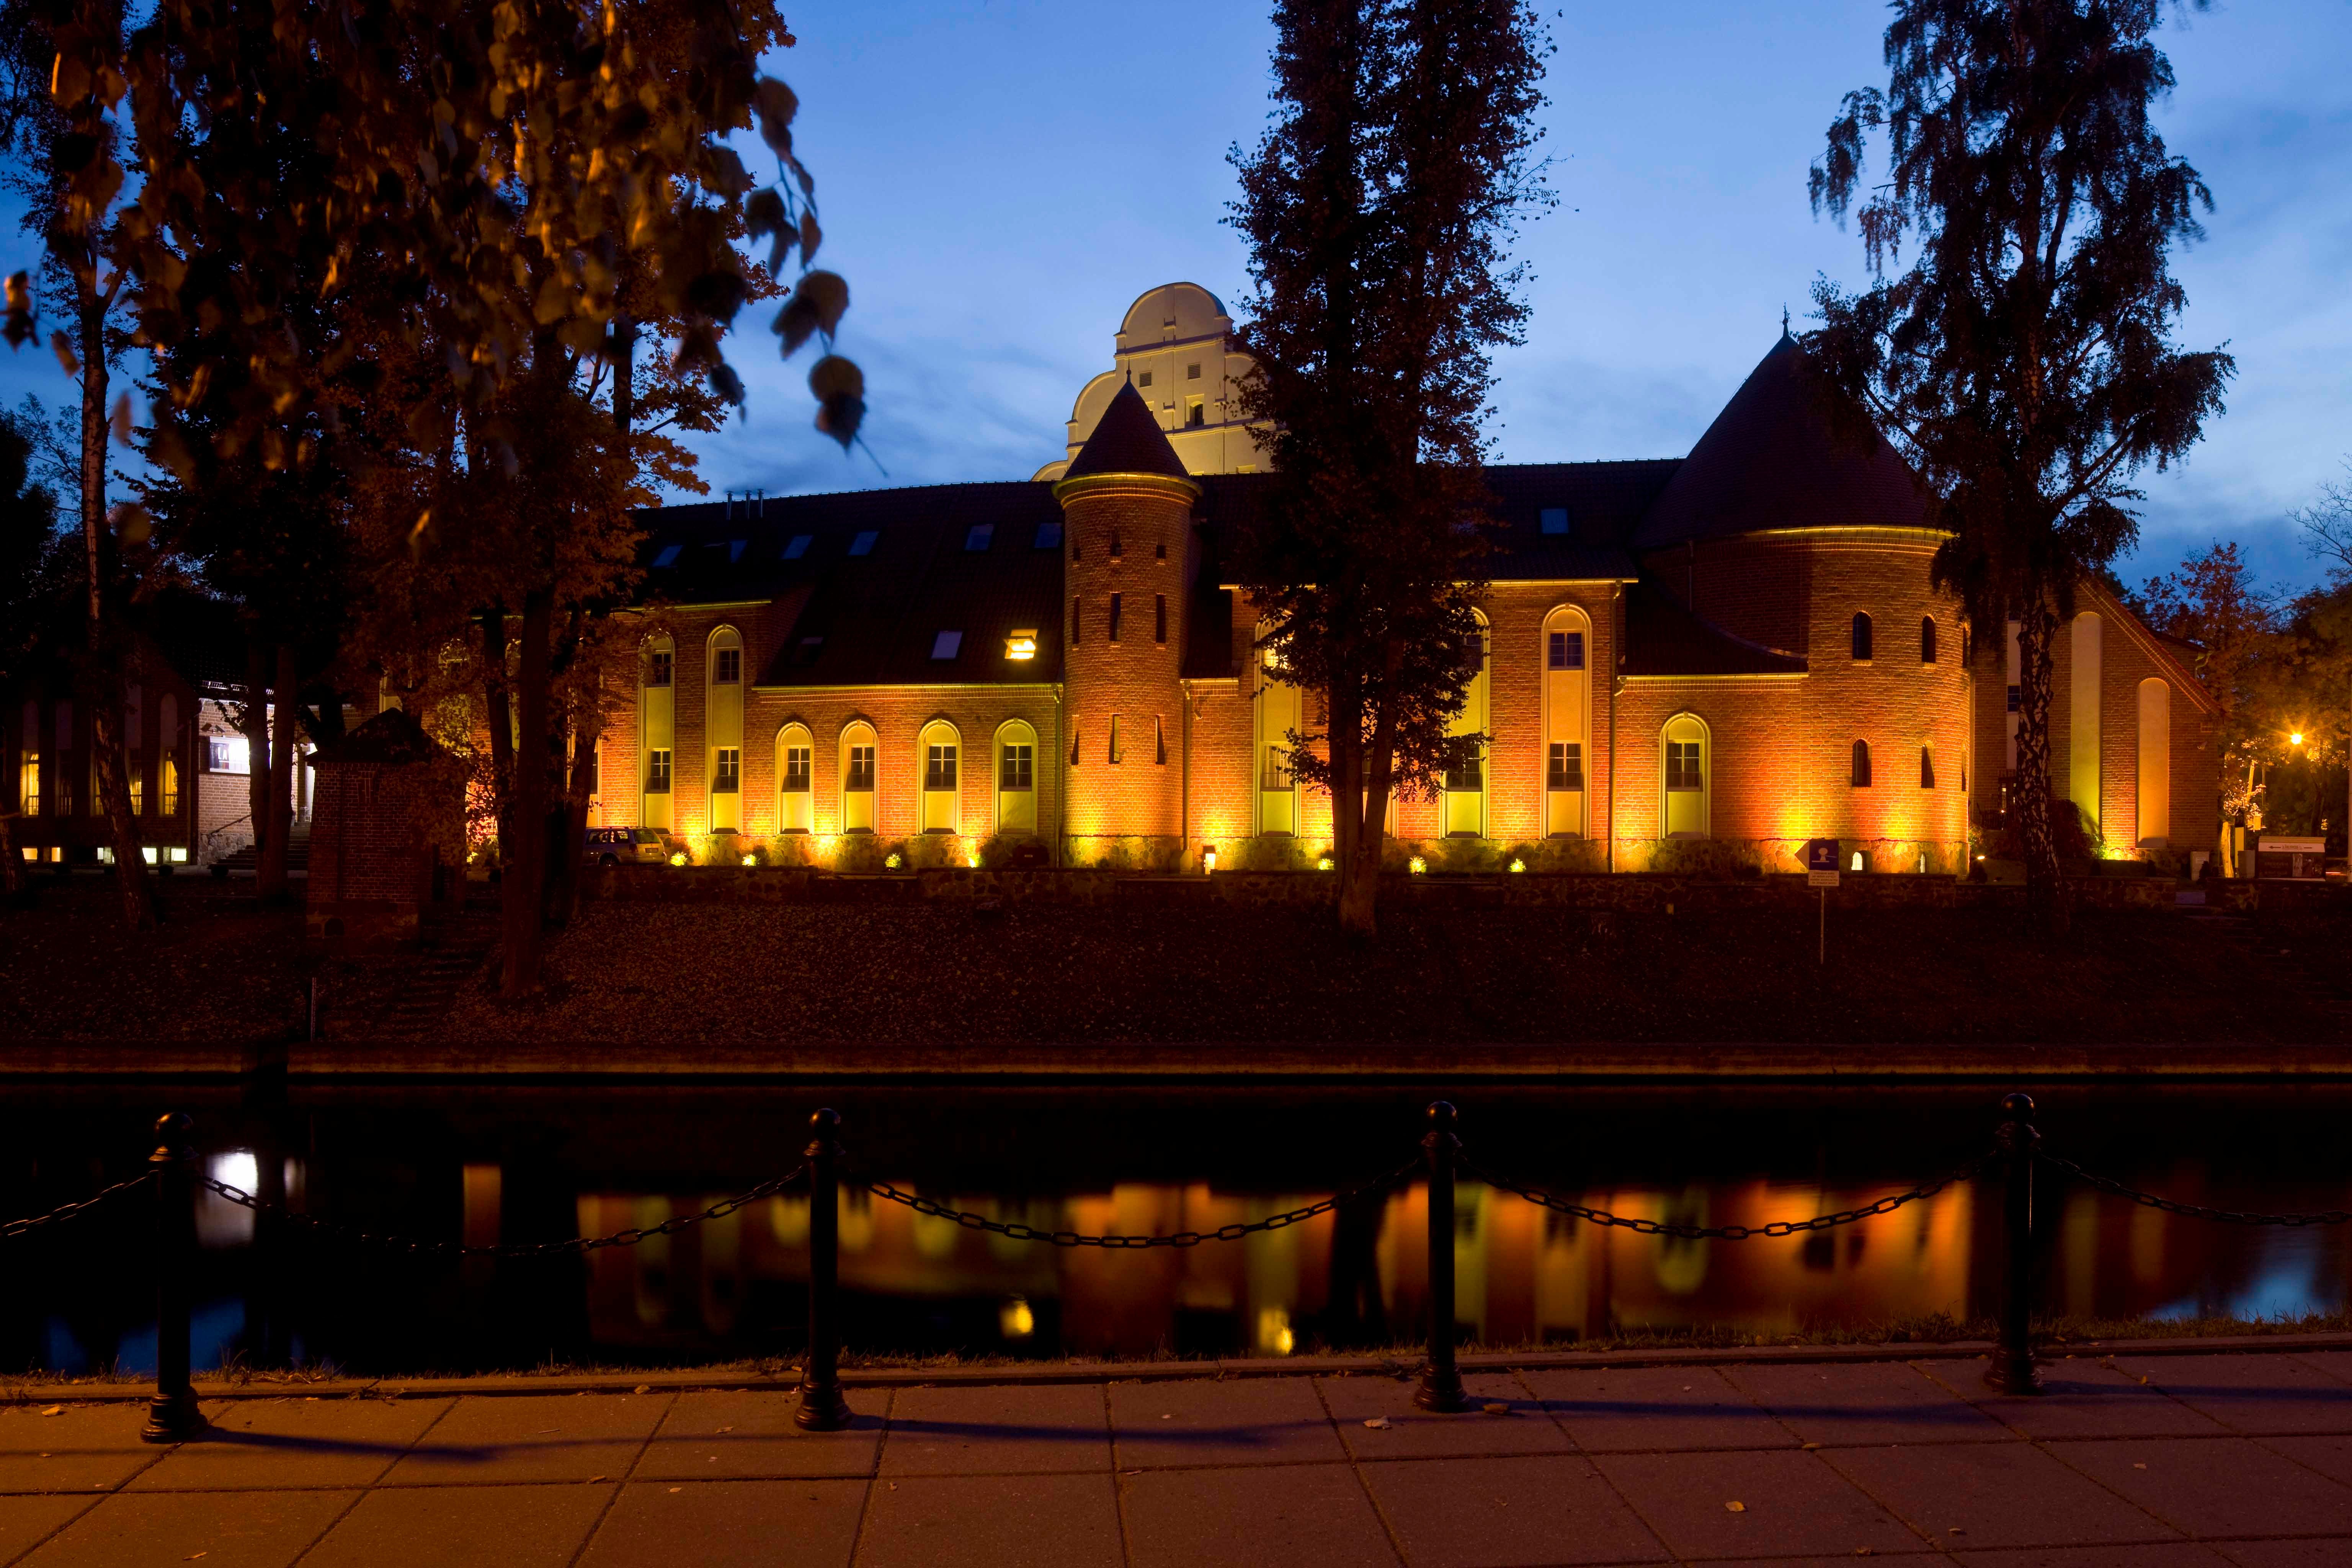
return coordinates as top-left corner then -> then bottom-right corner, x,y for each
2136,678 -> 2171,845
1851,740 -> 1873,788
1541,606 -> 1591,837
640,634 -> 676,831
775,722 -> 814,833
1661,714 -> 1708,838
706,626 -> 745,832
1851,612 -> 1873,662
840,720 -> 877,833
1920,616 -> 1937,664
995,720 -> 1038,834
1255,619 -> 1300,836
918,719 -> 960,834
1443,612 -> 1490,837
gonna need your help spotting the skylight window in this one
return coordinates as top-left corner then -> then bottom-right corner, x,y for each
848,531 -> 879,557
728,539 -> 747,562
931,630 -> 963,661
1540,507 -> 1569,536
797,636 -> 825,666
782,534 -> 813,560
965,524 -> 994,552
652,544 -> 682,567
1035,521 -> 1063,549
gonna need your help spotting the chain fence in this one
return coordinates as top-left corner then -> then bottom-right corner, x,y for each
0,1171 -> 155,1242
1457,1150 -> 1993,1240
857,1153 -> 1425,1248
2042,1152 -> 2352,1228
199,1164 -> 808,1258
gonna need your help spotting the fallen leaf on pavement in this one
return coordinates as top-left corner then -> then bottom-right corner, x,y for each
40,1406 -> 62,1417
1481,1403 -> 1512,1415
1725,1501 -> 1746,1513
1363,1417 -> 1392,1429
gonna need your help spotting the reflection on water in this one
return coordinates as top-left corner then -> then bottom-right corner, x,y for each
5,1085 -> 2349,1375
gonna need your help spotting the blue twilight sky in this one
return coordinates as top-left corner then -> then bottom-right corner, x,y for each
5,0 -> 2348,592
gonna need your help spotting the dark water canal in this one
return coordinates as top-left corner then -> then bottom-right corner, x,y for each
5,1083 -> 2347,1377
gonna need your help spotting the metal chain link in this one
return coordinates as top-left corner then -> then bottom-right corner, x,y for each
0,1171 -> 155,1242
1459,1150 -> 1992,1240
2042,1152 -> 2352,1228
201,1164 -> 808,1258
858,1154 -> 1424,1248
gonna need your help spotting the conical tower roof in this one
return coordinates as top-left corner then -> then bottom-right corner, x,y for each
1632,333 -> 1927,550
1061,380 -> 1192,483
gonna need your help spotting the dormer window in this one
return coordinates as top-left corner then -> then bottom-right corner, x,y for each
1005,629 -> 1039,661
728,539 -> 746,562
796,636 -> 824,666
931,630 -> 964,661
965,524 -> 993,552
1035,521 -> 1063,549
1540,507 -> 1569,536
651,544 -> 681,568
783,534 -> 812,560
848,531 -> 879,557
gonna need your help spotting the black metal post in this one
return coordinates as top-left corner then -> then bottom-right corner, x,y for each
794,1107 -> 854,1431
1414,1101 -> 1470,1413
1983,1091 -> 2044,1395
143,1113 -> 205,1442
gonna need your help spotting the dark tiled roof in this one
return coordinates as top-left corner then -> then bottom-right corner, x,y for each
1632,333 -> 1929,550
313,707 -> 448,766
1479,461 -> 1673,580
1063,381 -> 1191,482
1620,578 -> 1808,677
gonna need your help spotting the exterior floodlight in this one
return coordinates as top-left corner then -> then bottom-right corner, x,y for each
1508,858 -> 1526,873
741,854 -> 756,867
2291,732 -> 2305,746
1409,856 -> 1427,874
1316,856 -> 1334,871
1201,846 -> 1217,874
885,852 -> 903,870
669,851 -> 687,867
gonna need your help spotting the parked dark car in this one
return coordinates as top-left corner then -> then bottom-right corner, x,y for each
583,826 -> 672,867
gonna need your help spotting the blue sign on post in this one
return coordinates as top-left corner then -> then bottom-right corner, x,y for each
1803,838 -> 1841,885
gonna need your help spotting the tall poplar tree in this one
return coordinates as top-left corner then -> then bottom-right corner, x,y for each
1808,0 -> 2232,931
1230,0 -> 1550,938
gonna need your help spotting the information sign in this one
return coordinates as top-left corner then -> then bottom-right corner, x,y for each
1802,838 -> 1840,889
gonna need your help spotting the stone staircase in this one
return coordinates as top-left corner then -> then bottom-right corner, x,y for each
217,825 -> 312,874
371,907 -> 499,1037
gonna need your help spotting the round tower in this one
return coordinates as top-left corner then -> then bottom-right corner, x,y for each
1052,381 -> 1200,866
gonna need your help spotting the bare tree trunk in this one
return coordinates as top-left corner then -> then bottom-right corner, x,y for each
256,644 -> 297,901
2013,593 -> 2068,936
243,637 -> 272,870
0,812 -> 26,902
501,592 -> 554,996
481,605 -> 515,866
74,264 -> 154,930
1332,670 -> 1380,939
549,683 -> 599,928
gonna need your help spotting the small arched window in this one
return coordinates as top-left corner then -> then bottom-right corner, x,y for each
1851,612 -> 1873,662
1921,616 -> 1938,664
1851,740 -> 1873,788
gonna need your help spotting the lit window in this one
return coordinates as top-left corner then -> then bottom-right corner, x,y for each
931,630 -> 963,661
846,745 -> 876,791
848,530 -> 878,557
965,524 -> 993,552
925,744 -> 958,792
1547,630 -> 1584,670
129,762 -> 143,815
1155,594 -> 1167,644
646,750 -> 673,793
1262,744 -> 1289,791
713,748 -> 741,793
646,651 -> 673,688
783,534 -> 813,560
1035,521 -> 1062,549
207,736 -> 250,775
16,750 -> 38,815
1004,629 -> 1039,661
1666,741 -> 1702,791
1548,742 -> 1584,791
652,544 -> 682,567
161,755 -> 179,816
1851,612 -> 1873,661
783,746 -> 812,792
1851,740 -> 1873,787
713,648 -> 742,684
1539,507 -> 1569,536
1000,743 -> 1033,790
1447,749 -> 1482,791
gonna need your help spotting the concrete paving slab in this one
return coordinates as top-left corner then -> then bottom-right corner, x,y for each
1119,1463 -> 1398,1568
0,1403 -> 160,1494
2052,1438 -> 2352,1539
1826,1436 -> 2180,1550
1723,1359 -> 2014,1446
2208,1540 -> 2352,1567
378,1393 -> 669,1486
0,1494 -> 101,1563
128,1398 -> 452,1492
1320,1374 -> 1569,1460
1520,1364 -> 1793,1453
2249,1433 -> 2352,1489
1355,1454 -> 1669,1567
1108,1377 -> 1348,1469
880,1382 -> 1109,1475
1591,1448 -> 1924,1560
574,1479 -> 866,1568
1918,1362 -> 2232,1441
2114,1356 -> 2352,1435
856,1472 -> 1122,1568
300,1482 -> 612,1567
15,1488 -> 355,1568
2288,1351 -> 2352,1388
634,1388 -> 887,1480
1947,1548 -> 2239,1567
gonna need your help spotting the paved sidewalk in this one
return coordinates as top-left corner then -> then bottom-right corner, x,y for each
7,1351 -> 2352,1566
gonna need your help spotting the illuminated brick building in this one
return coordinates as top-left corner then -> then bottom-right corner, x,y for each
599,282 -> 2218,874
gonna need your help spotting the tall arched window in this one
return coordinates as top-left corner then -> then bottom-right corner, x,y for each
1851,612 -> 1873,661
1851,740 -> 1873,788
775,722 -> 814,833
1541,605 -> 1591,837
1443,613 -> 1490,837
1921,616 -> 1938,664
918,719 -> 961,834
640,634 -> 676,830
995,720 -> 1038,834
840,720 -> 878,833
1254,621 -> 1300,836
706,626 -> 745,832
2137,678 -> 2171,844
1661,714 -> 1708,838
